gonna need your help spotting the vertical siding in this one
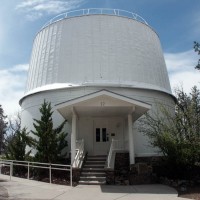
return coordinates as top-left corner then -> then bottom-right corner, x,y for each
25,15 -> 171,95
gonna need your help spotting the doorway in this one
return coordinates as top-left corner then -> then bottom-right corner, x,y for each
93,119 -> 110,155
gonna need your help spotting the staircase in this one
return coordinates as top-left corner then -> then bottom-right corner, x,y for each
79,155 -> 107,185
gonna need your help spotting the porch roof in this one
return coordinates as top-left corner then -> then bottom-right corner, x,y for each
55,90 -> 151,121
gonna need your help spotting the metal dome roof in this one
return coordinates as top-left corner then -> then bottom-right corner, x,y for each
22,10 -> 172,103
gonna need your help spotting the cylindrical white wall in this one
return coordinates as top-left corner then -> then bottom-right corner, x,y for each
25,15 -> 171,96
21,86 -> 174,156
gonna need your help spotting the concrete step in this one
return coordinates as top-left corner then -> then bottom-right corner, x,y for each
85,161 -> 105,165
87,155 -> 107,157
82,168 -> 105,172
81,172 -> 106,177
86,159 -> 106,162
84,164 -> 105,168
79,180 -> 106,185
87,156 -> 107,162
79,155 -> 107,185
80,176 -> 106,182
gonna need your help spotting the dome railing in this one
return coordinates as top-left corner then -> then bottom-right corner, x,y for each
41,8 -> 148,30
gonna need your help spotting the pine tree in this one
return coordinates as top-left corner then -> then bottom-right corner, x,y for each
6,128 -> 34,160
194,41 -> 200,70
31,100 -> 67,163
0,105 -> 8,154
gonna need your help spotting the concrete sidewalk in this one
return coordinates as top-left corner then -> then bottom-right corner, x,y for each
0,174 -> 190,200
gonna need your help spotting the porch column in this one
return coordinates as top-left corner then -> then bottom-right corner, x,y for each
71,111 -> 77,165
128,114 -> 135,164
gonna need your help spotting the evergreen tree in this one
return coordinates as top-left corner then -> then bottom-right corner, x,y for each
4,113 -> 21,153
194,41 -> 200,70
6,128 -> 34,160
0,105 -> 8,154
31,100 -> 67,163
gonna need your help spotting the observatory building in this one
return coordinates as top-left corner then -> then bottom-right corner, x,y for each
20,9 -> 174,168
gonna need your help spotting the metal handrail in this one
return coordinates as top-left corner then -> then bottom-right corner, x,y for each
107,139 -> 114,168
41,8 -> 148,30
73,139 -> 85,168
0,159 -> 72,186
107,139 -> 124,168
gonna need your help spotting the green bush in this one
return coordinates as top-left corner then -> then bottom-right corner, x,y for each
140,86 -> 200,179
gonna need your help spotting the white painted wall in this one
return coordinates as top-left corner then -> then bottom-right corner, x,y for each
21,87 -> 174,157
25,15 -> 171,96
77,117 -> 93,154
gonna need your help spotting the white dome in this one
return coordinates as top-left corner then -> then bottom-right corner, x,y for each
24,10 -> 171,99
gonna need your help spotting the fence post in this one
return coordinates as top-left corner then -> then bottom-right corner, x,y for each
70,166 -> 72,187
10,162 -> 13,181
28,162 -> 30,179
49,164 -> 52,184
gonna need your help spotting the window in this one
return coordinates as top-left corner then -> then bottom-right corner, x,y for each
102,128 -> 107,142
96,128 -> 100,142
96,128 -> 107,142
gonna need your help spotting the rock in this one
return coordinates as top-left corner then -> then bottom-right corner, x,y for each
115,180 -> 121,185
124,180 -> 129,185
172,181 -> 178,187
180,185 -> 187,192
178,180 -> 187,186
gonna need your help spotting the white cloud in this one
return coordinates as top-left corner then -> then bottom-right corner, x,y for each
16,0 -> 46,8
164,50 -> 200,94
0,64 -> 28,117
169,71 -> 200,93
26,12 -> 43,21
165,50 -> 197,73
10,64 -> 29,72
16,0 -> 85,21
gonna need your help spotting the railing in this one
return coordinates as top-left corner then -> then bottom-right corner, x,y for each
73,139 -> 85,168
41,8 -> 148,30
107,139 -> 124,168
0,160 -> 72,186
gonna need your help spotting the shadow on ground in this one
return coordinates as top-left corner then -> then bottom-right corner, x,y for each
100,184 -> 177,194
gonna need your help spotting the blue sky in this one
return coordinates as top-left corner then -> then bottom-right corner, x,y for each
0,0 -> 200,116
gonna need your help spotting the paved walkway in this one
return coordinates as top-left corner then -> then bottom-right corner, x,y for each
0,174 -> 190,200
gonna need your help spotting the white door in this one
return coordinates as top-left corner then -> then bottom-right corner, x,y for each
93,119 -> 110,155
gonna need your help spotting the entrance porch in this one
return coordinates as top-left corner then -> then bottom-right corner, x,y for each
56,90 -> 151,168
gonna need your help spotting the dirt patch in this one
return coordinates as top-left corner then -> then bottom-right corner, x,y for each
177,186 -> 200,200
